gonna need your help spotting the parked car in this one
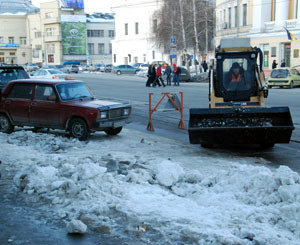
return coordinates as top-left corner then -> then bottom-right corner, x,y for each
0,65 -> 29,89
62,65 -> 79,74
31,69 -> 68,80
104,64 -> 113,72
42,65 -> 57,69
112,65 -> 141,75
55,65 -> 64,70
0,79 -> 131,140
178,66 -> 192,82
94,64 -> 105,72
267,68 -> 300,89
25,63 -> 39,72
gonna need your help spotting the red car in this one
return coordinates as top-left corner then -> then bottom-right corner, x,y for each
0,79 -> 131,140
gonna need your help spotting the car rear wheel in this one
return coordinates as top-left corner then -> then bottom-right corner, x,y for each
104,127 -> 122,136
0,114 -> 14,134
69,118 -> 90,141
116,70 -> 121,75
289,81 -> 294,89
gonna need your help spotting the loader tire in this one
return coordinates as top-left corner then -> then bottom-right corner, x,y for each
260,143 -> 274,149
201,143 -> 213,148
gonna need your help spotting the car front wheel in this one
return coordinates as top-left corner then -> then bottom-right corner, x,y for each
116,70 -> 121,75
104,127 -> 122,136
0,114 -> 14,134
69,118 -> 90,140
289,81 -> 294,89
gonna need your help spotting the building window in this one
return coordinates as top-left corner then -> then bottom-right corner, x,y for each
20,37 -> 26,45
35,45 -> 42,50
294,49 -> 299,58
98,43 -> 104,55
48,54 -> 54,63
271,47 -> 276,57
152,50 -> 155,59
45,12 -> 53,19
109,43 -> 112,54
243,4 -> 247,26
0,52 -> 4,55
9,52 -> 15,56
153,19 -> 157,32
228,8 -> 231,28
234,6 -> 238,28
47,44 -> 55,54
114,54 -> 116,63
134,57 -> 138,63
9,37 -> 14,44
125,23 -> 128,35
108,30 -> 115,38
88,43 -> 94,55
135,22 -> 139,35
46,28 -> 55,37
0,36 -> 3,43
99,30 -> 104,37
88,30 -> 100,37
35,32 -> 42,38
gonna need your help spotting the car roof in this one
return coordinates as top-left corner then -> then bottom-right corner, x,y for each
9,79 -> 82,85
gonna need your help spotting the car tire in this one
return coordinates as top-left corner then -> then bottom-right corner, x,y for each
260,143 -> 275,149
0,114 -> 14,134
116,70 -> 121,75
289,81 -> 294,89
104,127 -> 122,136
69,118 -> 90,141
201,143 -> 213,148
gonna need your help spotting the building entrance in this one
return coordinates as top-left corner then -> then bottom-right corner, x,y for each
284,43 -> 291,67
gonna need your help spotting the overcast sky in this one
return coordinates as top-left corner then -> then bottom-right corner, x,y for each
31,0 -> 116,13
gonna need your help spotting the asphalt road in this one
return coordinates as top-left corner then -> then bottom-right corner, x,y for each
74,72 -> 300,173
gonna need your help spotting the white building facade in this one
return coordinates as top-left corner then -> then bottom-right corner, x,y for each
111,0 -> 167,66
216,0 -> 300,70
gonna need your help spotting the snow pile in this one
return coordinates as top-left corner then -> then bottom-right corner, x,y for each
1,130 -> 300,244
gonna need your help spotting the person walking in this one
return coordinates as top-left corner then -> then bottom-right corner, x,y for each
146,63 -> 156,87
272,60 -> 278,69
153,64 -> 165,87
202,60 -> 208,72
280,59 -> 286,67
164,64 -> 172,85
172,64 -> 181,86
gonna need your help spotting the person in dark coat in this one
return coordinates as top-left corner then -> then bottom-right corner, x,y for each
202,60 -> 208,72
164,64 -> 172,85
272,60 -> 278,69
146,64 -> 156,87
281,59 -> 286,67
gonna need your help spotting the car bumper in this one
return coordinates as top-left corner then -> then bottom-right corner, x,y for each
91,119 -> 128,131
268,80 -> 291,86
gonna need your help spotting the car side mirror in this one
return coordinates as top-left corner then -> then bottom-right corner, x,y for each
47,95 -> 57,101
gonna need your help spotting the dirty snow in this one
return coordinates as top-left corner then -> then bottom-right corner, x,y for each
0,129 -> 300,245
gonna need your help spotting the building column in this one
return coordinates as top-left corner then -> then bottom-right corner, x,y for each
288,0 -> 295,19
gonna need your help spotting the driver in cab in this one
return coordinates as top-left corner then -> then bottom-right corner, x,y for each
226,62 -> 246,90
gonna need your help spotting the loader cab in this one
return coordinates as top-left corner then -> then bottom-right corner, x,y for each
215,51 -> 258,102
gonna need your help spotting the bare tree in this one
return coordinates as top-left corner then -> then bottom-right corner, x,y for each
152,0 -> 215,68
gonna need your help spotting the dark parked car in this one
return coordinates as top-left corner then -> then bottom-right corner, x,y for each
178,66 -> 192,82
0,79 -> 131,140
104,64 -> 113,72
0,65 -> 30,89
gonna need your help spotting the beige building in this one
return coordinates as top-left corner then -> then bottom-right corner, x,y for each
0,0 -> 38,64
216,0 -> 300,71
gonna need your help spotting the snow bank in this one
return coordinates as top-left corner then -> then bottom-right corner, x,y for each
1,130 -> 300,244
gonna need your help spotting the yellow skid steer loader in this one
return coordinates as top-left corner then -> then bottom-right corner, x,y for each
188,38 -> 294,148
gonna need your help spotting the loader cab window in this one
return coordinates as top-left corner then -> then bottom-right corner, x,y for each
216,53 -> 257,102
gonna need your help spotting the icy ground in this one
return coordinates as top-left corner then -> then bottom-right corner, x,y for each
0,128 -> 300,245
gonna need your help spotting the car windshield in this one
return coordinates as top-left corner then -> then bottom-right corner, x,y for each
48,69 -> 64,74
270,69 -> 289,78
56,83 -> 94,101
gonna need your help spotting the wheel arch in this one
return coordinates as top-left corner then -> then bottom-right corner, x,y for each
65,115 -> 90,131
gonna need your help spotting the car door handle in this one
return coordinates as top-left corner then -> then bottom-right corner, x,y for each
5,100 -> 11,105
31,102 -> 37,106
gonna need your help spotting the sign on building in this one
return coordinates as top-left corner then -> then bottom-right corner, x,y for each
61,22 -> 87,55
60,0 -> 84,9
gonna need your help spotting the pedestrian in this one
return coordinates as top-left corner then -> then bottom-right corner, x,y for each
280,59 -> 286,67
172,64 -> 181,86
272,60 -> 278,69
146,63 -> 156,87
164,64 -> 172,85
153,64 -> 166,87
202,60 -> 208,72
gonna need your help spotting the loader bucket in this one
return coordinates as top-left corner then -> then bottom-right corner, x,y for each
189,107 -> 294,145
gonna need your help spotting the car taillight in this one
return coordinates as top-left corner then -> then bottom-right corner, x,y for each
52,75 -> 57,79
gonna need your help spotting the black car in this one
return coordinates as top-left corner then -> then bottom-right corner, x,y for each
0,65 -> 29,89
